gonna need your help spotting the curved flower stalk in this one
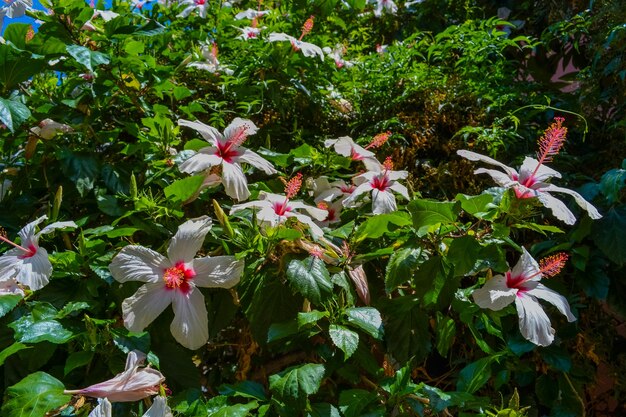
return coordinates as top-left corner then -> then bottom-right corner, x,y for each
268,16 -> 324,61
324,133 -> 391,171
178,117 -> 277,201
230,174 -> 328,239
109,217 -> 245,349
372,0 -> 397,17
65,351 -> 165,402
343,158 -> 409,214
0,216 -> 77,291
88,396 -> 172,417
177,0 -> 210,18
457,118 -> 602,225
472,248 -> 576,346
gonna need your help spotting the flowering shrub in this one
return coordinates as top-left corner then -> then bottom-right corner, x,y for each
0,0 -> 623,416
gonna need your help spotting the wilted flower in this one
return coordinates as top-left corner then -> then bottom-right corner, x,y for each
457,118 -> 602,225
0,216 -> 77,291
66,351 -> 165,402
178,117 -> 277,201
472,248 -> 575,346
30,119 -> 73,140
231,175 -> 328,239
343,158 -> 409,214
177,0 -> 210,18
109,217 -> 245,349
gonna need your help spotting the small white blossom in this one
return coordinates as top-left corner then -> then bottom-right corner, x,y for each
268,33 -> 325,61
343,162 -> 409,214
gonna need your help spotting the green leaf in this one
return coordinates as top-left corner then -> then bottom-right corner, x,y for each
0,43 -> 44,90
0,342 -> 31,366
219,381 -> 267,401
353,212 -> 411,241
269,363 -> 325,407
208,401 -> 258,417
1,372 -> 70,417
592,206 -> 626,265
338,389 -> 377,417
435,312 -> 456,357
267,319 -> 299,343
59,149 -> 100,197
380,296 -> 431,362
413,256 -> 452,306
308,403 -> 341,417
164,175 -> 205,203
345,307 -> 383,340
329,325 -> 359,359
455,193 -> 495,219
64,351 -> 94,375
408,199 -> 460,229
9,315 -> 74,344
184,139 -> 209,151
542,346 -> 571,372
56,301 -> 90,318
0,97 -> 31,133
66,44 -> 110,71
456,356 -> 497,393
385,246 -> 426,293
0,294 -> 22,318
297,310 -> 329,328
3,23 -> 31,49
599,167 -> 626,204
447,236 -> 481,277
286,257 -> 333,304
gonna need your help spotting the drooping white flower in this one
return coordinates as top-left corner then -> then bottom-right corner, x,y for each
458,117 -> 601,225
324,134 -> 391,171
231,176 -> 328,239
0,216 -> 77,291
178,117 -> 276,201
343,158 -> 409,214
109,217 -> 245,350
372,0 -> 397,17
88,396 -> 173,417
177,0 -> 210,18
234,8 -> 270,20
472,248 -> 576,347
66,351 -> 164,402
268,33 -> 325,61
29,119 -> 73,140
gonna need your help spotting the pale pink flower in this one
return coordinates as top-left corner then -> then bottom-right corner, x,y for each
0,216 -> 77,291
324,136 -> 384,171
310,177 -> 356,205
372,0 -> 397,17
236,26 -> 262,40
0,279 -> 24,296
234,8 -> 270,20
66,351 -> 165,402
231,192 -> 328,239
30,119 -> 73,140
343,160 -> 409,214
109,217 -> 245,349
178,118 -> 276,201
268,33 -> 325,61
472,248 -> 575,346
322,45 -> 353,68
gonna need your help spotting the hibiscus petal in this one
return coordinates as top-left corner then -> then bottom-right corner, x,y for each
535,192 -> 577,225
17,215 -> 47,246
178,119 -> 222,145
37,221 -> 77,237
457,150 -> 519,178
236,148 -> 277,174
17,247 -> 52,290
0,278 -> 24,296
230,199 -> 273,215
144,396 -> 173,417
192,256 -> 244,288
472,274 -> 516,311
167,216 -> 213,263
0,249 -> 22,281
527,283 -> 576,322
510,247 -> 541,283
540,185 -> 602,220
88,398 -> 112,417
223,118 -> 258,143
221,162 -> 250,201
179,149 -> 223,174
268,32 -> 294,43
289,201 -> 328,221
291,213 -> 325,239
519,157 -> 561,182
515,294 -> 555,346
474,168 -> 517,188
342,183 -> 372,207
389,182 -> 410,200
170,289 -> 209,350
122,283 -> 173,332
110,246 -> 168,283
371,189 -> 397,214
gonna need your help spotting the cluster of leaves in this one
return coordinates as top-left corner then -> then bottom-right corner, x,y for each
1,0 -> 624,416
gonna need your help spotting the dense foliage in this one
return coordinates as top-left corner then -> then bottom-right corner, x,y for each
0,0 -> 625,416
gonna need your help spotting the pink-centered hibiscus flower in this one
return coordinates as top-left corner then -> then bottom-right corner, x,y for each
177,0 -> 210,18
178,118 -> 277,201
109,217 -> 245,350
343,158 -> 409,214
268,16 -> 324,61
0,216 -> 77,291
65,350 -> 164,402
457,118 -> 602,225
372,0 -> 398,17
472,248 -> 576,346
324,133 -> 391,171
230,174 -> 328,239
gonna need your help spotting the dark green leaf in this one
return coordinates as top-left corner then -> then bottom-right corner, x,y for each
345,307 -> 383,340
0,342 -> 31,366
0,294 -> 22,318
297,310 -> 329,328
164,175 -> 205,203
64,351 -> 94,375
353,212 -> 411,242
269,363 -> 325,407
455,193 -> 495,218
408,199 -> 460,228
66,44 -> 110,71
286,257 -> 333,304
380,296 -> 431,362
329,325 -> 359,358
219,381 -> 267,401
9,316 -> 74,344
1,372 -> 70,417
592,206 -> 626,265
447,236 -> 481,277
456,356 -> 497,393
0,97 -> 31,133
385,246 -> 425,293
435,312 -> 456,357
338,389 -> 377,417
308,403 -> 341,417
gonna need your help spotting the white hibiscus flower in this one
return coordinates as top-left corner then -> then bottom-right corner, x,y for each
88,396 -> 172,417
324,133 -> 391,171
472,248 -> 576,346
109,217 -> 245,350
